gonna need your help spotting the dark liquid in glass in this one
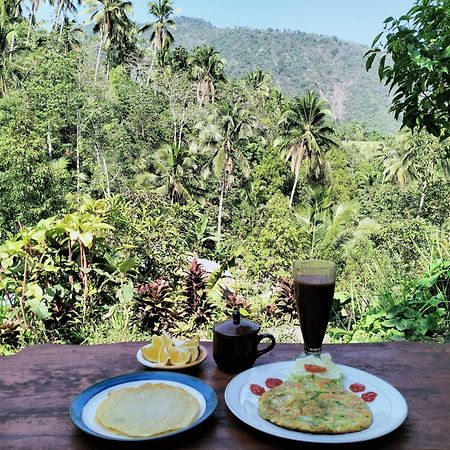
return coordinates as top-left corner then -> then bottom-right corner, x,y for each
294,276 -> 335,352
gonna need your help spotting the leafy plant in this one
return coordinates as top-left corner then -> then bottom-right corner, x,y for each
273,278 -> 297,322
366,0 -> 450,139
183,259 -> 216,326
134,279 -> 178,333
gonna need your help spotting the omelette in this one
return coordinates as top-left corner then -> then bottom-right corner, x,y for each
95,383 -> 200,437
258,379 -> 372,434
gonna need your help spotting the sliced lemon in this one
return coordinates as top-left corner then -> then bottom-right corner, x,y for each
150,335 -> 164,349
169,346 -> 191,366
184,345 -> 200,362
161,330 -> 174,347
142,345 -> 160,363
178,334 -> 200,348
158,344 -> 170,365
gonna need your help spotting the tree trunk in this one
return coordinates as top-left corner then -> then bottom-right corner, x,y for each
76,110 -> 81,195
217,172 -> 226,240
59,8 -> 65,37
55,1 -> 63,29
47,126 -> 53,159
102,155 -> 110,196
95,30 -> 105,81
146,48 -> 156,86
289,168 -> 300,207
9,4 -> 21,56
418,180 -> 427,213
105,59 -> 110,81
94,143 -> 107,197
26,7 -> 35,45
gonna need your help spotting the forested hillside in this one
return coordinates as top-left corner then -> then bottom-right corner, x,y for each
171,17 -> 398,133
0,0 -> 449,354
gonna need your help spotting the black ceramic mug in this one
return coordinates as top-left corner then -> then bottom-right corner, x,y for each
213,310 -> 276,372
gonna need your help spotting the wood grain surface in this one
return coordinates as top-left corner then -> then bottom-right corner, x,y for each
0,341 -> 449,450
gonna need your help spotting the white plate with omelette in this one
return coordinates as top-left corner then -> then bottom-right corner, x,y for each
225,361 -> 408,444
70,372 -> 217,441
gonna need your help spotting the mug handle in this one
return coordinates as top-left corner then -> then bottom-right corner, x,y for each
256,333 -> 276,358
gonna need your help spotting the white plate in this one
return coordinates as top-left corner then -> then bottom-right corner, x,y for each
70,372 -> 217,441
136,345 -> 208,369
225,361 -> 408,444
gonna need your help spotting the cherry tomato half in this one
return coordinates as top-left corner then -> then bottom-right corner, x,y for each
265,378 -> 283,388
349,382 -> 366,393
361,391 -> 378,402
304,364 -> 327,373
249,384 -> 265,396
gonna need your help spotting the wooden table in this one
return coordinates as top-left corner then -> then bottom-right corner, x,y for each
0,341 -> 449,450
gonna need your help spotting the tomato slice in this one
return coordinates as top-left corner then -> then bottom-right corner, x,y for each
265,378 -> 283,388
349,382 -> 366,393
249,384 -> 265,396
361,391 -> 378,402
304,364 -> 327,373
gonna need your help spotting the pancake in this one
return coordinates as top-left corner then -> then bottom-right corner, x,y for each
95,383 -> 200,437
258,379 -> 372,434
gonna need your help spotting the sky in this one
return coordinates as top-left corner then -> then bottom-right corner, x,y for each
38,0 -> 416,47
132,0 -> 416,46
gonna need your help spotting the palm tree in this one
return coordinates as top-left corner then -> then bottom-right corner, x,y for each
293,185 -> 358,257
188,45 -> 225,107
140,0 -> 175,51
0,17 -> 20,97
198,101 -> 254,238
139,0 -> 175,80
275,91 -> 337,206
85,0 -> 134,80
136,143 -> 197,204
3,0 -> 22,54
377,133 -> 417,187
245,68 -> 272,107
52,0 -> 81,35
26,0 -> 40,44
59,18 -> 84,53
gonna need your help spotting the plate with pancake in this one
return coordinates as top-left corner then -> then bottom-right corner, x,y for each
70,372 -> 217,441
225,361 -> 408,444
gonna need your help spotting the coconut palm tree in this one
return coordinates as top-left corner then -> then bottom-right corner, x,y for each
198,101 -> 254,238
0,17 -> 20,97
275,91 -> 337,207
3,0 -> 23,54
85,0 -> 134,80
139,0 -> 175,80
293,185 -> 358,258
59,18 -> 84,53
245,67 -> 272,107
140,0 -> 175,51
26,0 -> 40,43
52,0 -> 81,35
136,143 -> 198,204
188,45 -> 225,107
377,133 -> 418,187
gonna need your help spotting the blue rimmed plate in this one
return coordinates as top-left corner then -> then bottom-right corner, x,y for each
70,372 -> 217,441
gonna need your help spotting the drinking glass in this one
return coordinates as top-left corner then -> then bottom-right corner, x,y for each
293,259 -> 336,356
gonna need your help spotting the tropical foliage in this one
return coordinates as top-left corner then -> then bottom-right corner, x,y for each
1,0 -> 450,354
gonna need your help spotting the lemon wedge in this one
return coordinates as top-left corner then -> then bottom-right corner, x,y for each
178,335 -> 200,348
141,345 -> 160,363
141,332 -> 201,366
184,345 -> 199,362
161,330 -> 174,347
157,345 -> 170,365
169,346 -> 191,366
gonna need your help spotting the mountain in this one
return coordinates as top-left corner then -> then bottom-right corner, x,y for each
172,17 -> 398,134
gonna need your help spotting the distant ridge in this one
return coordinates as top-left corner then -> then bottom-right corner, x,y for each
172,16 -> 398,134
